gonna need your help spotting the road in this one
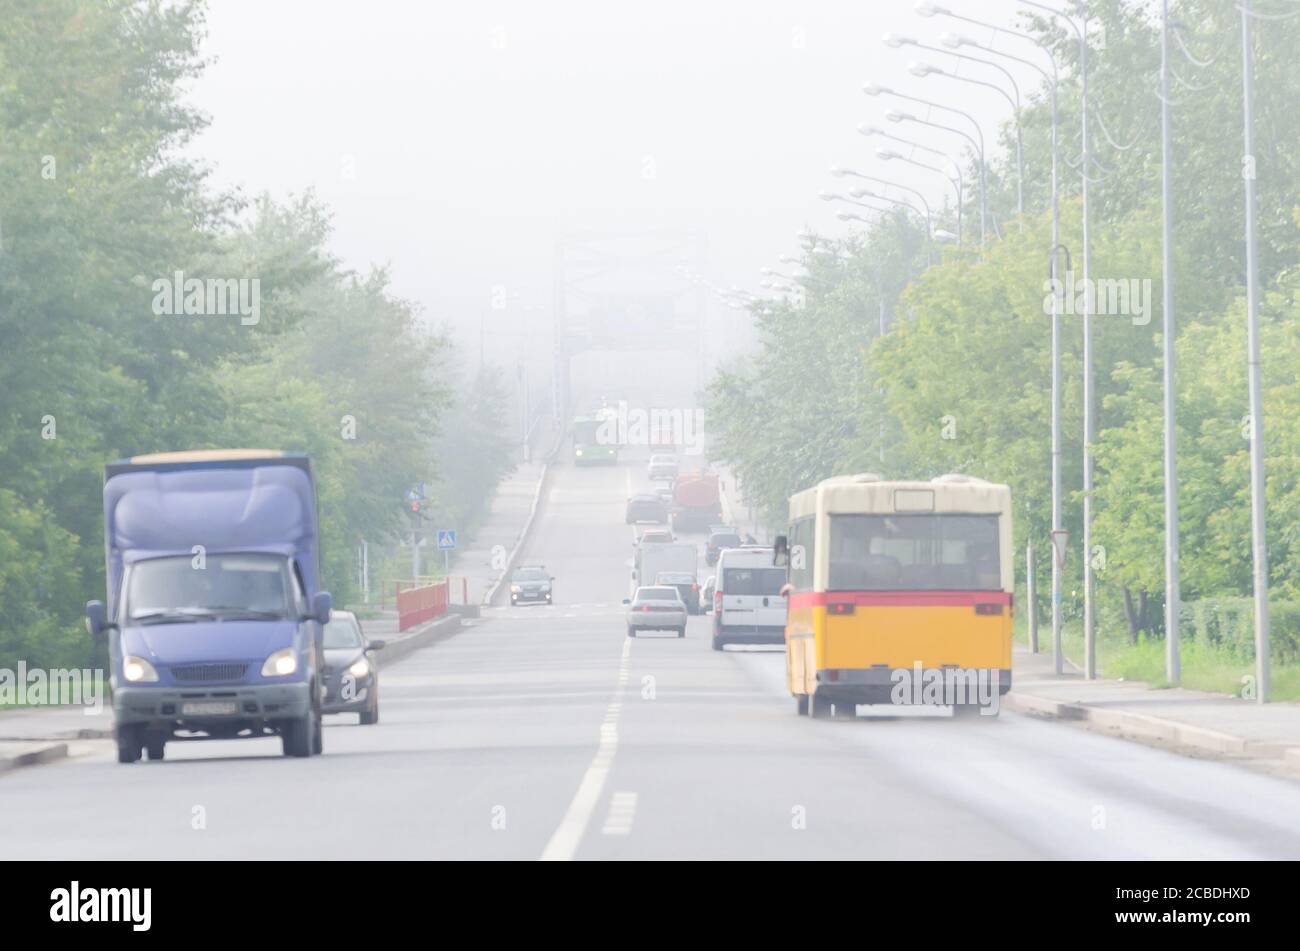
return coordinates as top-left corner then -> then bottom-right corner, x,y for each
3,443 -> 1300,860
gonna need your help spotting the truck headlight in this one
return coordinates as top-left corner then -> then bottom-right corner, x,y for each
348,657 -> 370,678
122,655 -> 159,683
261,648 -> 298,677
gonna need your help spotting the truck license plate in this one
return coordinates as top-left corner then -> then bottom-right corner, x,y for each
180,701 -> 239,716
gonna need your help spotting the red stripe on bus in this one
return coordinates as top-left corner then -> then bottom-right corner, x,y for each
787,590 -> 1012,609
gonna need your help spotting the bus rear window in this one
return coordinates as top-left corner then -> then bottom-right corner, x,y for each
827,514 -> 1000,591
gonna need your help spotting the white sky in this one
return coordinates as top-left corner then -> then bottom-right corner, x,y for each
187,0 -> 1037,358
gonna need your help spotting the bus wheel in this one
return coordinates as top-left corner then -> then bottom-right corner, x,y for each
833,701 -> 858,720
795,694 -> 809,716
809,693 -> 832,719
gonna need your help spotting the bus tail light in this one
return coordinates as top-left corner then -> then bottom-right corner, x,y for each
974,603 -> 1003,616
828,602 -> 855,616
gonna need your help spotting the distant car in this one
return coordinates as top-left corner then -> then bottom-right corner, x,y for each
654,571 -> 700,615
700,575 -> 716,613
706,529 -> 742,566
636,528 -> 675,546
625,493 -> 668,524
648,454 -> 679,481
624,585 -> 688,638
654,486 -> 673,506
510,565 -> 553,605
322,610 -> 384,724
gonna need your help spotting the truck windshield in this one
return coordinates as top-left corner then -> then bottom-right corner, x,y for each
125,553 -> 293,623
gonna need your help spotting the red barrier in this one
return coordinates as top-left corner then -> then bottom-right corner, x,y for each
396,580 -> 449,632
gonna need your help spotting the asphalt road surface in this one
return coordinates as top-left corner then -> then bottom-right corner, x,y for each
3,443 -> 1300,860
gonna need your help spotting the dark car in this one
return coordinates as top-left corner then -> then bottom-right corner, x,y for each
625,493 -> 668,524
706,528 -> 742,566
654,571 -> 700,615
322,610 -> 384,724
510,565 -> 554,605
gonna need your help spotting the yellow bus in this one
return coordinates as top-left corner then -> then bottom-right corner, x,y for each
773,473 -> 1013,718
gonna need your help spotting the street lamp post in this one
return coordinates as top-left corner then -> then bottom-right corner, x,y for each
885,34 -> 1024,219
1159,0 -> 1181,685
874,147 -> 962,244
859,124 -> 964,244
864,82 -> 987,243
1240,0 -> 1271,702
926,4 -> 1067,678
1024,0 -> 1097,679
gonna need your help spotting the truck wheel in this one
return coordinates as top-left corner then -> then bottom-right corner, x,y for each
145,735 -> 166,761
281,708 -> 316,758
116,724 -> 144,764
795,694 -> 809,716
677,626 -> 686,638
710,632 -> 723,651
311,704 -> 324,755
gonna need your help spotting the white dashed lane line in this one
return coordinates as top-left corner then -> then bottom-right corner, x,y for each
601,792 -> 638,836
540,636 -> 633,861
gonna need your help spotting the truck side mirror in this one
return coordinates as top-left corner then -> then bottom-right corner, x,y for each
85,600 -> 112,640
772,535 -> 790,568
312,591 -> 333,624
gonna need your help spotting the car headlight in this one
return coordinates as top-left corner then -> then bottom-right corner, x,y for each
261,648 -> 298,677
348,656 -> 370,678
510,584 -> 522,593
576,449 -> 584,456
122,655 -> 159,683
540,583 -> 552,591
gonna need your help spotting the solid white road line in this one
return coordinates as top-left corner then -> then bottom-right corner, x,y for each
540,636 -> 633,861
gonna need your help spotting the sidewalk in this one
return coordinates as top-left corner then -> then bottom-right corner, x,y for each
1009,645 -> 1300,774
450,459 -> 548,605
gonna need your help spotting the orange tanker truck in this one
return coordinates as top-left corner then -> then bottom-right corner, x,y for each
670,472 -> 723,534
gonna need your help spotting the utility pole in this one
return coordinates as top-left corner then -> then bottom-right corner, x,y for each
1160,0 -> 1181,685
1240,0 -> 1270,702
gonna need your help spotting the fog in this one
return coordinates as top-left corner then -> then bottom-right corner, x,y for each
188,0 -> 1025,359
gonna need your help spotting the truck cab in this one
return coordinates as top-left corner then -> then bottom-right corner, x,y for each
85,450 -> 332,762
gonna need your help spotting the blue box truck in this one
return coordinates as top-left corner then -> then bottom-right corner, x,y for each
85,450 -> 332,762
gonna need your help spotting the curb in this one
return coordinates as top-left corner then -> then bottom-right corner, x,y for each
1284,748 -> 1300,778
482,427 -> 566,608
0,742 -> 69,775
1003,692 -> 1251,756
381,612 -> 463,666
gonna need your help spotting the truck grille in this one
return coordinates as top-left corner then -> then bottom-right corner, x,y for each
170,663 -> 248,683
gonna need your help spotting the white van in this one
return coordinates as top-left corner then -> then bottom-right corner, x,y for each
711,546 -> 788,650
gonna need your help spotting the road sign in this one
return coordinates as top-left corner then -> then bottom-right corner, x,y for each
437,530 -> 457,550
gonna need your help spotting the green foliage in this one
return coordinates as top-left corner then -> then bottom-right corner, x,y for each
0,1 -> 508,669
705,0 -> 1300,682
